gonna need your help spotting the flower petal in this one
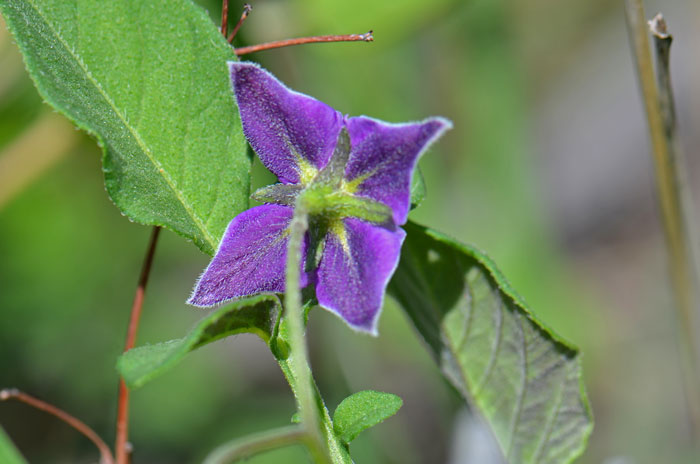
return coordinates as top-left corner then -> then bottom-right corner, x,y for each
188,204 -> 307,307
315,219 -> 406,335
229,62 -> 343,184
344,116 -> 452,225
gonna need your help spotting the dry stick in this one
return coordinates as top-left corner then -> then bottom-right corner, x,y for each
227,3 -> 252,44
649,13 -> 700,434
114,226 -> 161,464
235,31 -> 373,56
625,1 -> 700,435
220,0 -> 229,37
1,388 -> 115,464
648,14 -> 700,279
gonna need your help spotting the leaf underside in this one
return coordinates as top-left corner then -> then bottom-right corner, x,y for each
389,221 -> 592,464
0,0 -> 251,254
409,167 -> 426,209
117,294 -> 280,389
332,390 -> 403,444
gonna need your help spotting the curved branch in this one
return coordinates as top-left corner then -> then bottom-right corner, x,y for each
0,389 -> 114,464
202,426 -> 307,464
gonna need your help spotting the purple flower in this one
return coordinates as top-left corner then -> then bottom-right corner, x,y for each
188,62 -> 451,334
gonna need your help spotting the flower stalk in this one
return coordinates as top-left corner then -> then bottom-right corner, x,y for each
283,203 -> 333,463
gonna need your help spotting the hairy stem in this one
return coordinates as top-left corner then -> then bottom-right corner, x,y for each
284,205 -> 330,463
202,425 -> 307,464
1,389 -> 114,464
235,31 -> 373,56
275,358 -> 353,464
281,204 -> 351,463
115,226 -> 161,464
625,1 -> 700,433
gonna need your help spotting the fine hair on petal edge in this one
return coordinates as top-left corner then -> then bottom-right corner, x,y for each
317,228 -> 407,337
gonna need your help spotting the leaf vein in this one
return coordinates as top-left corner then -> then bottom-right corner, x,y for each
506,311 -> 528,459
531,365 -> 566,463
473,285 -> 505,396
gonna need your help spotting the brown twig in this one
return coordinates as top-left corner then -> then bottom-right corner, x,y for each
0,388 -> 115,464
235,31 -> 373,56
220,0 -> 229,37
227,3 -> 252,44
114,226 -> 161,464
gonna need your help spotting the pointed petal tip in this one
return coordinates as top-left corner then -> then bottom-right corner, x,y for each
186,281 -> 223,308
186,291 -> 205,308
315,221 -> 404,338
228,60 -> 259,81
432,116 -> 454,132
422,116 -> 453,159
319,300 -> 381,337
418,116 -> 453,144
228,60 -> 257,71
349,317 -> 380,337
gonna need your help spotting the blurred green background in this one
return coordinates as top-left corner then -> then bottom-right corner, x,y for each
2,0 -> 700,462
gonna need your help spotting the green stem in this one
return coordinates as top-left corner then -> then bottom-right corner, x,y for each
202,425 -> 306,464
284,203 -> 334,463
276,356 -> 353,464
624,1 -> 700,433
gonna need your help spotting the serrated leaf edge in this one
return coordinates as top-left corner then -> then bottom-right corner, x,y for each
7,0 -> 226,251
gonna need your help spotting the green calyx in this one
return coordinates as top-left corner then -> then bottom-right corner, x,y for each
299,187 -> 392,226
251,128 -> 393,227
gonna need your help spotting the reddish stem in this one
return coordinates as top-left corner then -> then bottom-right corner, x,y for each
220,0 -> 229,37
234,31 -> 373,56
227,3 -> 252,44
0,388 -> 115,464
114,226 -> 161,464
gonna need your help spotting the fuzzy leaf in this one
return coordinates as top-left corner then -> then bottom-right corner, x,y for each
0,426 -> 26,464
332,390 -> 403,444
0,0 -> 250,254
389,221 -> 593,464
117,294 -> 280,389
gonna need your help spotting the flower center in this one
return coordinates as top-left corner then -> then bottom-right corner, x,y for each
252,128 -> 393,227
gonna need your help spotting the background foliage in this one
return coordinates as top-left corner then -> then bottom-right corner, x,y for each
1,0 -> 699,462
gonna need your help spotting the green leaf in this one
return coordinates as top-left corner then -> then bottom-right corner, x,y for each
409,167 -> 426,209
0,0 -> 250,255
117,294 -> 280,389
389,221 -> 593,464
0,425 -> 26,464
332,390 -> 403,444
